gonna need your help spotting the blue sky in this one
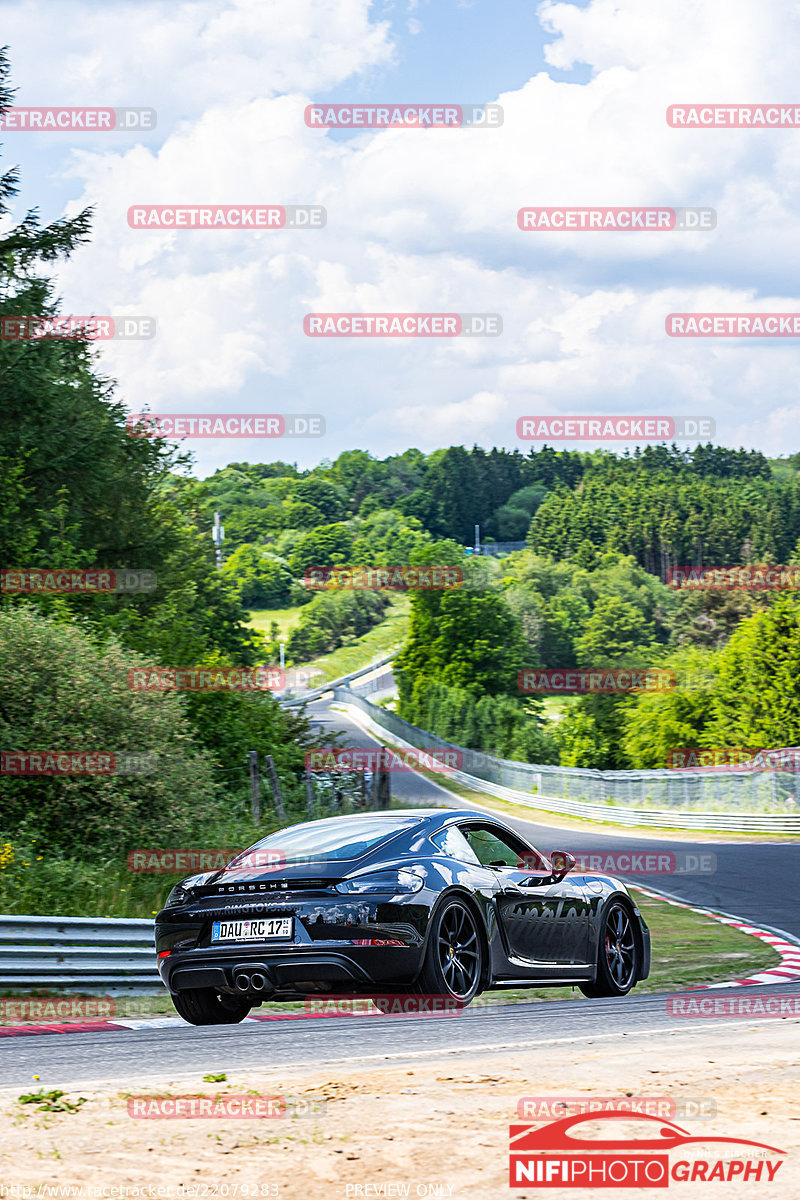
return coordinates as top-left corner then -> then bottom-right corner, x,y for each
322,0 -> 592,105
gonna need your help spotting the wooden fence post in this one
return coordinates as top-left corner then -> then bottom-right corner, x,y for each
264,753 -> 287,821
248,750 -> 260,824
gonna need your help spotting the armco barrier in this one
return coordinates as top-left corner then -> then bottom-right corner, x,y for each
349,667 -> 396,699
0,915 -> 161,991
332,690 -> 800,835
281,653 -> 395,706
478,541 -> 527,556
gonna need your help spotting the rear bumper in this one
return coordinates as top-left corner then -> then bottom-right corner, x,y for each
155,891 -> 433,997
159,943 -> 422,996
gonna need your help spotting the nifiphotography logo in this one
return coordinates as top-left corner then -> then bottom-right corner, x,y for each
508,1111 -> 785,1187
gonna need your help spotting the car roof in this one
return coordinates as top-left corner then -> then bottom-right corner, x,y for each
396,807 -> 524,832
335,808 -> 531,859
316,807 -> 478,820
279,807 -> 522,836
353,807 -> 506,819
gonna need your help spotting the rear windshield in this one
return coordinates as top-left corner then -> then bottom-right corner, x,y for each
228,815 -> 422,866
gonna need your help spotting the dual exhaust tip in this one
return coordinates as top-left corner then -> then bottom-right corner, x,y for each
234,970 -> 268,993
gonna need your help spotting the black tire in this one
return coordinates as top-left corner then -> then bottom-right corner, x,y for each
579,900 -> 640,998
170,988 -> 252,1026
416,897 -> 484,1006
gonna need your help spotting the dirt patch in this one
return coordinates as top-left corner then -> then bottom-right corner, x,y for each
1,1020 -> 797,1199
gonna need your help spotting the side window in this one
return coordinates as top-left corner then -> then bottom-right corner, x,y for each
430,826 -> 482,864
461,825 -> 534,868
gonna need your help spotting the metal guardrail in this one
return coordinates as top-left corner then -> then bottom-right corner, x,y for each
477,541 -> 527,555
281,652 -> 396,706
0,915 -> 160,991
334,691 -> 800,835
350,667 -> 396,699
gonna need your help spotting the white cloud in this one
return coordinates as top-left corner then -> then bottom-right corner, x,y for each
7,0 -> 800,468
2,0 -> 394,113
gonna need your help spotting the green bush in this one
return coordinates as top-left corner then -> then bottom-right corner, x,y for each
0,606 -> 219,856
351,510 -> 432,565
401,678 -> 557,764
288,523 -> 354,576
221,544 -> 294,607
286,590 -> 389,662
494,504 -> 531,540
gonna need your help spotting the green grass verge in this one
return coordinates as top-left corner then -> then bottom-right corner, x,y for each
298,597 -> 409,684
246,606 -> 305,641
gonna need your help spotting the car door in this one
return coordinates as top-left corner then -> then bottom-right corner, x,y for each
458,822 -> 591,972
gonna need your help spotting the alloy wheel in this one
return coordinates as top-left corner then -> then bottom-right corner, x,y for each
436,903 -> 481,999
603,903 -> 637,990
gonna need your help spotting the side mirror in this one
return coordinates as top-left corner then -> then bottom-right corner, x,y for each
549,850 -> 576,882
516,850 -> 553,886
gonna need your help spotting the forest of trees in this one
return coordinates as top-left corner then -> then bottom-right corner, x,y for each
161,424 -> 800,774
202,441 -> 796,583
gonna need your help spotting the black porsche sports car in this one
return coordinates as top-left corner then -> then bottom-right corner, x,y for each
155,808 -> 651,1025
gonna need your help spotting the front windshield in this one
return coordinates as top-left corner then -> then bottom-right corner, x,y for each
227,815 -> 422,866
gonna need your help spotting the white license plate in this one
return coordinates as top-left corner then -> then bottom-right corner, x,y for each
211,918 -> 293,942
